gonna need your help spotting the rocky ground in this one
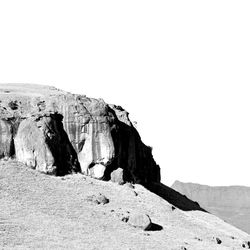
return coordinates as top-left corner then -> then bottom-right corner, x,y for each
0,161 -> 249,250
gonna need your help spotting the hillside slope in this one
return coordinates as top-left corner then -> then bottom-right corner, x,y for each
172,180 -> 250,235
1,161 -> 249,250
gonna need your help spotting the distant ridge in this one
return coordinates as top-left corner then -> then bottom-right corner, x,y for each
172,180 -> 250,234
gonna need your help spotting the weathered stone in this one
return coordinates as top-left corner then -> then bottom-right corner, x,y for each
85,193 -> 109,205
15,118 -> 55,173
14,114 -> 80,175
59,96 -> 115,178
0,84 -> 160,183
0,119 -> 13,158
106,105 -> 161,184
127,213 -> 152,230
88,163 -> 106,179
214,237 -> 222,244
110,168 -> 124,184
242,241 -> 250,248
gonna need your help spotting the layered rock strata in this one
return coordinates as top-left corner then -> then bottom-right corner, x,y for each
0,84 -> 160,184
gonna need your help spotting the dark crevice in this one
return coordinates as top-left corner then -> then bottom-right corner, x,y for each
0,118 -> 22,159
104,106 -> 161,185
44,113 -> 81,176
9,117 -> 22,157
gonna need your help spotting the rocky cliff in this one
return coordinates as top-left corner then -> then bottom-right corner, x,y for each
0,84 -> 160,184
172,180 -> 250,234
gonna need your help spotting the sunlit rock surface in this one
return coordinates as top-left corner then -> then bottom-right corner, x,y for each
0,84 -> 160,183
14,114 -> 80,175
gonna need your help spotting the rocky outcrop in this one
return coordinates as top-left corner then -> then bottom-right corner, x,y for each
110,168 -> 124,184
14,114 -> 80,175
60,96 -> 116,177
172,180 -> 250,234
0,84 -> 160,184
104,105 -> 160,184
127,213 -> 152,230
0,119 -> 14,158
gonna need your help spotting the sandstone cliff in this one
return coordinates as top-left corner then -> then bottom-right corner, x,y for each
0,84 -> 160,184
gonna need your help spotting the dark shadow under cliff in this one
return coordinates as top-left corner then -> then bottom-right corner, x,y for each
104,106 -> 160,185
44,113 -> 81,176
104,107 -> 206,212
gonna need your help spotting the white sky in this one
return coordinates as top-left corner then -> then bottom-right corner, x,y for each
0,1 -> 250,186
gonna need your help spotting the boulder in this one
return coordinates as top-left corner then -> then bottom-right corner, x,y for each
110,168 -> 124,184
214,237 -> 222,244
85,193 -> 109,205
127,213 -> 152,230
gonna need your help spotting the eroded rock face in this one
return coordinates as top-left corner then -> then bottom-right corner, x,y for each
127,213 -> 152,230
107,105 -> 160,184
14,114 -> 80,175
0,119 -> 13,158
56,96 -> 116,178
15,118 -> 55,173
0,117 -> 20,159
0,84 -> 160,183
110,168 -> 124,185
73,120 -> 115,176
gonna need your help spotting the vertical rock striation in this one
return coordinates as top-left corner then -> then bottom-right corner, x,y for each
0,84 -> 160,184
60,96 -> 115,178
106,105 -> 160,184
0,119 -> 13,158
14,114 -> 80,175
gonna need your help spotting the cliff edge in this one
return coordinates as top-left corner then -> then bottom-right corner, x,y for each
0,84 -> 160,184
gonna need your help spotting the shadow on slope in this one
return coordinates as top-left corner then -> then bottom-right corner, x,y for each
148,223 -> 163,231
145,182 -> 207,212
102,111 -> 206,212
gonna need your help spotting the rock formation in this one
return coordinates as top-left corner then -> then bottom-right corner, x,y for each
127,213 -> 152,230
0,84 -> 160,183
172,180 -> 250,234
0,119 -> 14,158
